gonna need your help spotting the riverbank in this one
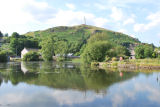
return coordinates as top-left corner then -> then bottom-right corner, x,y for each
95,59 -> 160,70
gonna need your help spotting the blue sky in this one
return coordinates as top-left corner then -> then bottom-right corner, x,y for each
0,0 -> 160,46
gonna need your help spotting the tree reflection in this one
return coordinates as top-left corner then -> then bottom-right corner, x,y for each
0,62 -> 140,95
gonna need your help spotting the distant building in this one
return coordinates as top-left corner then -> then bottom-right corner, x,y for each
21,47 -> 39,59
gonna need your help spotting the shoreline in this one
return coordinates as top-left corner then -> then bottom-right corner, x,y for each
93,59 -> 160,70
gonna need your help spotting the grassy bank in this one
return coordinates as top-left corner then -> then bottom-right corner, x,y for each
97,58 -> 160,70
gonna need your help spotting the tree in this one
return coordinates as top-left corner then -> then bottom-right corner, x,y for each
40,36 -> 55,61
107,45 -> 130,58
0,31 -> 3,37
54,41 -> 68,56
135,45 -> 154,59
81,41 -> 112,63
10,34 -> 39,56
11,32 -> 20,38
135,45 -> 145,59
0,51 -> 8,62
23,51 -> 39,61
4,33 -> 8,37
144,45 -> 154,58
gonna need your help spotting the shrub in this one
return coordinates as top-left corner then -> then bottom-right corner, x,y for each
111,62 -> 118,67
91,62 -> 99,67
112,57 -> 118,61
105,56 -> 111,62
23,51 -> 39,61
81,41 -> 112,63
0,51 -> 8,62
56,56 -> 65,62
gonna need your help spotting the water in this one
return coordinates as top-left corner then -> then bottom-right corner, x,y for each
0,61 -> 160,107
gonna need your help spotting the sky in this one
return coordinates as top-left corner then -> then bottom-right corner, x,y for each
0,0 -> 160,46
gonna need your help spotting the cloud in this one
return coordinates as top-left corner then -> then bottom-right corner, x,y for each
111,94 -> 124,107
118,29 -> 127,34
47,10 -> 108,27
23,0 -> 56,22
94,3 -> 107,10
110,7 -> 123,21
66,3 -> 76,10
133,24 -> 145,32
123,18 -> 135,25
134,11 -> 160,32
0,89 -> 103,106
0,0 -> 54,34
50,90 -> 103,105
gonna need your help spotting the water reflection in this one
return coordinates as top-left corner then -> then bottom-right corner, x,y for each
0,62 -> 159,107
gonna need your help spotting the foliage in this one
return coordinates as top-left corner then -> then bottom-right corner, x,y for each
23,51 -> 39,61
54,40 -> 68,56
81,32 -> 132,63
0,31 -> 3,37
112,57 -> 118,61
4,33 -> 8,37
56,56 -> 65,62
0,44 -> 14,55
135,45 -> 154,59
87,32 -> 108,43
81,41 -> 112,63
25,25 -> 140,55
91,62 -> 99,67
0,51 -> 8,62
105,56 -> 111,62
11,32 -> 20,38
107,45 -> 130,58
9,33 -> 39,56
40,36 -> 55,61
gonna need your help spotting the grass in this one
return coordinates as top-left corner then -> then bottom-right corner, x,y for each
69,58 -> 82,63
127,58 -> 160,66
99,58 -> 160,70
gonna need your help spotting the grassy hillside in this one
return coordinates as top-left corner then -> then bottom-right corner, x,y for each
25,24 -> 141,54
26,25 -> 140,43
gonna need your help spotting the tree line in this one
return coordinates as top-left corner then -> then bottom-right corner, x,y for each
0,31 -> 159,62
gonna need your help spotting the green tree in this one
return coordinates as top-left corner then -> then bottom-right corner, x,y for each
135,45 -> 145,59
54,41 -> 68,56
144,45 -> 154,58
0,31 -> 3,37
11,32 -> 20,38
81,41 -> 112,63
0,51 -> 8,62
40,36 -> 55,61
23,51 -> 39,61
4,33 -> 8,37
10,34 -> 39,56
135,45 -> 154,59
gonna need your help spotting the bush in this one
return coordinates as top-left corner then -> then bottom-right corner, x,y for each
56,56 -> 65,62
91,62 -> 99,67
23,51 -> 39,61
135,44 -> 154,59
81,41 -> 112,63
112,57 -> 118,61
111,62 -> 118,67
105,56 -> 111,62
0,51 -> 8,62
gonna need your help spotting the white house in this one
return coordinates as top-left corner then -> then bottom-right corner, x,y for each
21,47 -> 39,58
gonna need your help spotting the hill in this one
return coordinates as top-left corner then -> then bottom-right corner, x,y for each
25,24 -> 141,55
